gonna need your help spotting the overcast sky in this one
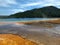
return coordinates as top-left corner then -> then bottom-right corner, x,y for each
0,0 -> 60,15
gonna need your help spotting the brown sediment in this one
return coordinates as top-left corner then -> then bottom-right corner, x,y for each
0,34 -> 37,45
17,18 -> 60,25
46,19 -> 60,24
16,19 -> 60,28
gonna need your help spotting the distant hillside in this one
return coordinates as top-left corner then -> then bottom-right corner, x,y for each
0,16 -> 9,18
10,6 -> 60,18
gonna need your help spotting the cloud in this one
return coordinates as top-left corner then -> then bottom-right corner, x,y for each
11,0 -> 60,14
11,9 -> 26,14
42,0 -> 60,6
0,0 -> 17,7
41,1 -> 60,7
0,0 -> 60,15
0,0 -> 60,8
18,0 -> 60,9
20,2 -> 43,7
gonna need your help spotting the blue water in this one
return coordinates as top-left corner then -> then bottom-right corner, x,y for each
0,18 -> 55,22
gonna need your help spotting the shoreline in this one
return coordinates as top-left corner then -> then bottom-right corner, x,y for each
16,18 -> 60,25
0,18 -> 60,24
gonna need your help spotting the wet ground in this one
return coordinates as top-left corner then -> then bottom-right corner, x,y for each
0,23 -> 60,45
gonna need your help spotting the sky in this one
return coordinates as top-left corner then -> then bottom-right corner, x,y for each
0,0 -> 60,16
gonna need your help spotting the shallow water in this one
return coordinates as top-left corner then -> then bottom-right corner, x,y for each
0,18 -> 57,22
0,22 -> 60,45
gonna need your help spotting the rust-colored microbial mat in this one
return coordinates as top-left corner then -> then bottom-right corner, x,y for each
0,34 -> 37,45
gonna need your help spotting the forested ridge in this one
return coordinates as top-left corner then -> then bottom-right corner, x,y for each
0,6 -> 60,18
